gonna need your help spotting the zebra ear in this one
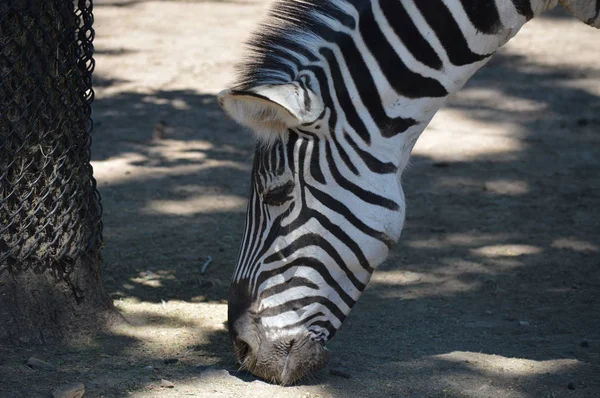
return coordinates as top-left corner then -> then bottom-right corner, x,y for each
218,83 -> 324,141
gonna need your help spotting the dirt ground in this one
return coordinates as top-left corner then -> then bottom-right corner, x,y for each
2,1 -> 599,397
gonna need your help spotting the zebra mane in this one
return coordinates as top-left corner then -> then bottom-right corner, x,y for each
234,0 -> 356,90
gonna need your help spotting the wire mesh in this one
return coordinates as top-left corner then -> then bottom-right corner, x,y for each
0,0 -> 102,279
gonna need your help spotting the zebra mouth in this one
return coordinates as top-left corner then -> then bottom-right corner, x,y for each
229,310 -> 328,385
234,331 -> 328,385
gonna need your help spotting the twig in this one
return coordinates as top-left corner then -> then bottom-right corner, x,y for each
201,256 -> 212,274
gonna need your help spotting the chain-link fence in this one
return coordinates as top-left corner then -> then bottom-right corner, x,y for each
0,0 -> 101,279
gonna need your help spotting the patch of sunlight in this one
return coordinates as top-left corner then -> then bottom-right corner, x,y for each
92,152 -> 146,182
415,107 -> 524,162
436,351 -> 582,377
129,269 -> 175,288
129,369 -> 290,398
92,140 -> 249,186
146,194 -> 246,216
556,77 -> 600,96
484,179 -> 529,196
454,87 -> 547,113
434,257 -> 523,275
471,244 -> 542,257
552,238 -> 599,253
142,95 -> 190,110
371,269 -> 479,299
407,233 -> 513,249
111,300 -> 228,345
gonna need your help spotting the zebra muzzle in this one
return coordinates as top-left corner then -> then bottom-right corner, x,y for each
230,312 -> 328,385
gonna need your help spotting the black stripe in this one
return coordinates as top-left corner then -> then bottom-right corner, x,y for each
276,140 -> 285,175
236,189 -> 258,277
279,312 -> 326,330
379,0 -> 443,70
309,210 -> 374,273
258,296 -> 346,324
511,0 -> 534,20
460,0 -> 503,34
258,256 -> 358,307
263,236 -> 367,293
325,141 -> 400,210
343,131 -> 397,174
307,185 -> 396,248
305,134 -> 326,184
310,142 -> 326,184
258,277 -> 320,299
297,80 -> 312,112
305,66 -> 339,135
320,43 -> 419,138
358,2 -> 448,98
331,133 -> 359,176
296,140 -> 375,275
415,0 -> 493,66
317,47 -> 370,144
589,0 -> 600,25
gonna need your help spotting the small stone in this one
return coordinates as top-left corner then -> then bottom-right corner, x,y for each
567,382 -> 576,390
52,382 -> 85,398
26,357 -> 56,371
580,340 -> 589,348
160,379 -> 175,388
164,358 -> 179,365
153,120 -> 168,139
519,320 -> 530,326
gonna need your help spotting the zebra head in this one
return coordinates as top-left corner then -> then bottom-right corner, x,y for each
216,0 -> 599,386
219,82 -> 406,384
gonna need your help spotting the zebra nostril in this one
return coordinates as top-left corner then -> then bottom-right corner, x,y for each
234,338 -> 252,363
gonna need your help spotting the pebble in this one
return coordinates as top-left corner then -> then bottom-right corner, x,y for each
164,358 -> 179,365
518,320 -> 530,326
160,379 -> 175,388
52,382 -> 85,398
26,357 -> 56,371
202,369 -> 233,379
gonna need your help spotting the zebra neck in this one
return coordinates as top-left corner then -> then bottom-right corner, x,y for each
368,0 -> 559,172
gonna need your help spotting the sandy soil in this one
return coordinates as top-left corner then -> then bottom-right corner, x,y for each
1,1 -> 599,397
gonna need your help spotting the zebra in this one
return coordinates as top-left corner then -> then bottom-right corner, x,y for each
218,0 -> 600,385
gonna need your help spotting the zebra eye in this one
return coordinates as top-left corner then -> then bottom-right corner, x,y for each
262,181 -> 295,206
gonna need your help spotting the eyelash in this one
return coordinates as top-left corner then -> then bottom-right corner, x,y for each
262,182 -> 294,206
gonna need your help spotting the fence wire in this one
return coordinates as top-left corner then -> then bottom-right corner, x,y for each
0,0 -> 102,279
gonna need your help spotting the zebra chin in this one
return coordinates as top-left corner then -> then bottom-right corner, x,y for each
228,309 -> 328,385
